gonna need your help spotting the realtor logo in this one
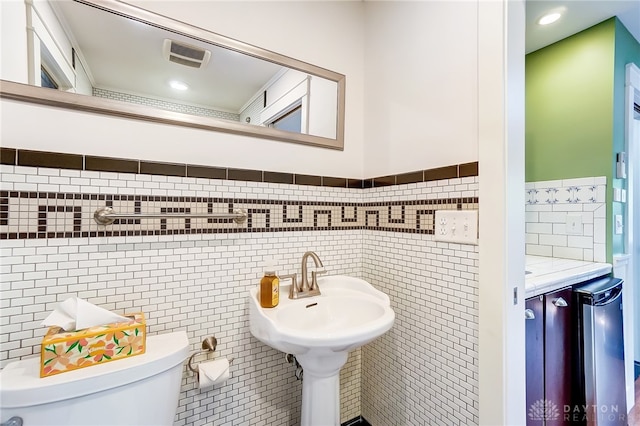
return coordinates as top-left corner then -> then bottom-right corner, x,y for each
528,399 -> 560,421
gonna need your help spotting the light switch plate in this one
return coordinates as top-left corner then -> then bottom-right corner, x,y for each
434,210 -> 478,245
615,215 -> 624,235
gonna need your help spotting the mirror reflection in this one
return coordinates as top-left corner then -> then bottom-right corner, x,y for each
3,0 -> 345,149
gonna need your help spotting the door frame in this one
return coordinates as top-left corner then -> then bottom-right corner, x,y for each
622,62 -> 640,410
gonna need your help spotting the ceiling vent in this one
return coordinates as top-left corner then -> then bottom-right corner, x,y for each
163,39 -> 211,69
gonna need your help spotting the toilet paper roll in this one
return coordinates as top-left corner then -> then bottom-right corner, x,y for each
198,358 -> 230,389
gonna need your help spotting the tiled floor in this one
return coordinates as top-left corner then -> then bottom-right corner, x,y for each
629,376 -> 640,425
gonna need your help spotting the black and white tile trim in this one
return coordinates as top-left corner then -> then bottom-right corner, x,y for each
0,191 -> 478,239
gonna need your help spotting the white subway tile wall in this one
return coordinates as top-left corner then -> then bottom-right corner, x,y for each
525,177 -> 607,262
0,163 -> 479,425
360,178 -> 479,425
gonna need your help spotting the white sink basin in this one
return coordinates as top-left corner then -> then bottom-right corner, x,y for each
248,275 -> 395,355
248,274 -> 394,425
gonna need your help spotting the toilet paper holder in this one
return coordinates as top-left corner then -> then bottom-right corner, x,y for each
187,336 -> 233,375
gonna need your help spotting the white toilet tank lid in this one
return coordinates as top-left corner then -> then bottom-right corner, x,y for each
0,330 -> 189,408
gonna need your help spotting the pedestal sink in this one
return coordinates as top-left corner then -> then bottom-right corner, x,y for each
248,275 -> 395,426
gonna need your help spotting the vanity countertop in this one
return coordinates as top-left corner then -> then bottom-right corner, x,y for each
525,255 -> 612,298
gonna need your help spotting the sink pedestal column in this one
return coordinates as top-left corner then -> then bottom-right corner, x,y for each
296,351 -> 349,426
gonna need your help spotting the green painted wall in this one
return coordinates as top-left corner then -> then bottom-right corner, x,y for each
525,19 -> 615,182
525,18 -> 640,261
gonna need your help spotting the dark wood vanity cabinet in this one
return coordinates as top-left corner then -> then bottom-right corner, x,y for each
544,287 -> 577,425
526,287 -> 577,426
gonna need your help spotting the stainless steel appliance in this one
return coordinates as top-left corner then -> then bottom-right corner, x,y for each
575,277 -> 627,426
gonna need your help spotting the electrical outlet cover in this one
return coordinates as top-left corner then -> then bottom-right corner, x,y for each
613,188 -> 623,202
434,210 -> 478,245
565,213 -> 583,235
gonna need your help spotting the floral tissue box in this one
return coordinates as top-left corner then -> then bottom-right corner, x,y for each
40,312 -> 146,378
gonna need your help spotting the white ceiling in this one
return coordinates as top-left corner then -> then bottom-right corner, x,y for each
526,0 -> 640,54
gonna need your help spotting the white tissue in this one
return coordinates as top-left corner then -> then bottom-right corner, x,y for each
198,358 -> 230,389
41,297 -> 129,331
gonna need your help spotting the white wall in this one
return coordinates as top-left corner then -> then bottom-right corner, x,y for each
1,1 -> 367,179
363,1 -> 479,177
361,3 -> 524,423
1,0 -> 485,180
1,1 -> 29,83
308,75 -> 338,139
31,0 -> 75,89
74,57 -> 92,96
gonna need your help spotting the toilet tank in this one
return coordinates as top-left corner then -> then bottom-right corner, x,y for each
0,331 -> 189,426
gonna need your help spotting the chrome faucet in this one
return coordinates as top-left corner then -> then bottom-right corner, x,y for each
300,251 -> 324,294
281,251 -> 326,299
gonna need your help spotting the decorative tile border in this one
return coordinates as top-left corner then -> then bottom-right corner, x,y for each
0,191 -> 478,239
525,176 -> 607,262
0,148 -> 478,189
525,179 -> 606,205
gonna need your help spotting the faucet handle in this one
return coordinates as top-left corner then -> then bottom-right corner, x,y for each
279,273 -> 299,299
309,269 -> 327,290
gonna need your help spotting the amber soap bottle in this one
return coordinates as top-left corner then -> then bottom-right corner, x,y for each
260,266 -> 279,308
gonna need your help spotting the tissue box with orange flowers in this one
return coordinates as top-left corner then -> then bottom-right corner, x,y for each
40,312 -> 146,378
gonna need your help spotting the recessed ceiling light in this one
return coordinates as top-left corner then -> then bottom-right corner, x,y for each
538,12 -> 562,26
169,80 -> 188,91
